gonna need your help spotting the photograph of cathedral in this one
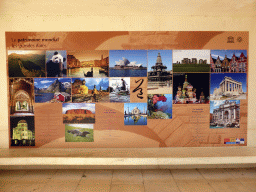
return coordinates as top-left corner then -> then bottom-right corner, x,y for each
210,73 -> 247,100
210,50 -> 247,73
10,116 -> 35,146
67,50 -> 109,77
210,100 -> 240,128
124,103 -> 147,125
9,78 -> 34,116
147,50 -> 172,94
173,73 -> 210,104
173,50 -> 210,72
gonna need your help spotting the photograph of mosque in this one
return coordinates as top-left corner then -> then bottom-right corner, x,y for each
10,116 -> 35,146
8,50 -> 46,77
109,50 -> 147,77
124,103 -> 147,125
67,50 -> 109,78
147,94 -> 172,119
109,77 -> 130,102
210,73 -> 247,100
9,78 -> 34,116
147,50 -> 172,94
173,50 -> 210,72
71,78 -> 109,103
173,73 -> 210,104
210,100 -> 240,128
210,50 -> 247,73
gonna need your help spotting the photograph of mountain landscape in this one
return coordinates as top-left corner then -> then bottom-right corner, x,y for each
62,103 -> 95,124
8,50 -> 46,77
34,78 -> 71,103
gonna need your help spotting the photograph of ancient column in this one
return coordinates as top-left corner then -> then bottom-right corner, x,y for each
173,50 -> 210,72
147,50 -> 172,94
71,78 -> 109,103
210,50 -> 247,73
9,78 -> 34,116
109,77 -> 130,102
34,78 -> 71,103
10,116 -> 35,146
210,100 -> 240,128
8,50 -> 46,77
62,103 -> 95,124
210,73 -> 247,100
65,124 -> 94,142
124,103 -> 147,125
67,50 -> 109,78
147,94 -> 172,119
46,50 -> 67,77
109,50 -> 147,77
173,73 -> 210,104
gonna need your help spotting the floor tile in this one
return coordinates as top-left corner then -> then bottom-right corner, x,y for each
225,168 -> 256,182
76,181 -> 111,192
177,182 -> 215,192
171,169 -> 208,183
198,168 -> 236,182
4,183 -> 47,192
142,169 -> 175,183
241,182 -> 256,192
110,184 -> 144,192
41,181 -> 79,192
144,181 -> 180,192
80,169 -> 112,184
17,169 -> 57,183
209,182 -> 252,192
112,170 -> 143,184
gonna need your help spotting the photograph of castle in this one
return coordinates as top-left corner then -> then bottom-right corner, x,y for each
8,50 -> 46,77
124,103 -> 147,125
62,103 -> 95,124
46,50 -> 67,77
210,73 -> 247,100
71,78 -> 109,103
109,50 -> 147,77
147,50 -> 172,94
173,73 -> 210,104
173,50 -> 210,72
34,78 -> 71,103
67,50 -> 109,78
10,116 -> 35,146
147,94 -> 172,119
9,78 -> 34,116
210,100 -> 240,128
210,50 -> 247,73
109,77 -> 130,102
65,124 -> 94,142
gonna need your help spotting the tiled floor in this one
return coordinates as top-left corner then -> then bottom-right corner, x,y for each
0,168 -> 255,192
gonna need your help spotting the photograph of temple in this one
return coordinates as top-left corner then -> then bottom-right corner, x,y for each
210,100 -> 240,128
67,50 -> 109,77
109,50 -> 147,77
210,50 -> 247,73
9,78 -> 34,116
124,103 -> 147,125
173,73 -> 210,104
147,50 -> 172,94
173,50 -> 210,72
10,116 -> 35,146
210,73 -> 247,100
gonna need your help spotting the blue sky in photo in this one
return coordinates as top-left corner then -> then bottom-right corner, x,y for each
34,78 -> 71,89
210,73 -> 247,94
211,50 -> 247,60
46,50 -> 67,69
124,103 -> 147,114
71,78 -> 109,90
147,50 -> 172,72
62,103 -> 95,114
210,100 -> 240,113
109,50 -> 147,68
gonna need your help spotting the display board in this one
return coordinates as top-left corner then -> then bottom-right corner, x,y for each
6,31 -> 248,148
